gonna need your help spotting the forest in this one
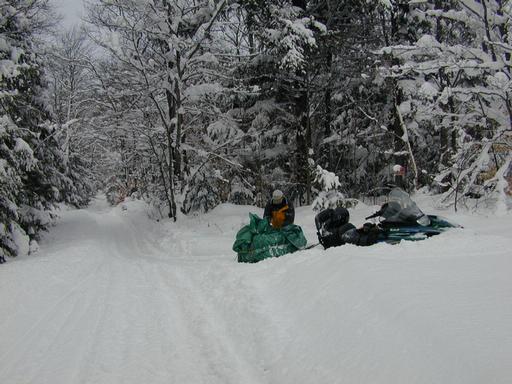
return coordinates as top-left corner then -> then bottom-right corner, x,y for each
1,0 -> 511,259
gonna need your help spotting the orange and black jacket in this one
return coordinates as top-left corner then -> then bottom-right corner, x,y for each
263,198 -> 295,229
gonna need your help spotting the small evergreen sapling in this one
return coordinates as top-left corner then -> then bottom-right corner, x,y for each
312,165 -> 344,211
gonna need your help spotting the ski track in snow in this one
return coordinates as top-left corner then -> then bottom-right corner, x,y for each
0,197 -> 270,384
1,195 -> 512,384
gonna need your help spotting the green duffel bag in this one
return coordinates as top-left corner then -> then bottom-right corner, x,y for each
233,213 -> 307,263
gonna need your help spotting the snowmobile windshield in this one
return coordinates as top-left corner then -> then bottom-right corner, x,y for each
381,188 -> 430,225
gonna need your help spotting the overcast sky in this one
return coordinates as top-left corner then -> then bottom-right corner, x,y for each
51,0 -> 85,28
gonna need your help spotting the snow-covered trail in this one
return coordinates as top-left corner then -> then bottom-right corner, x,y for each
1,195 -> 512,384
0,197 -> 272,384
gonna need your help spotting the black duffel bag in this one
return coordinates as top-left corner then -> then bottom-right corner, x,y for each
315,207 -> 354,249
341,223 -> 382,246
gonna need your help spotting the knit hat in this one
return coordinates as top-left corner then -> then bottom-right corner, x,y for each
272,189 -> 284,204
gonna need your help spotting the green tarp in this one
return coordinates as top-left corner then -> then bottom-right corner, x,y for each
233,213 -> 307,263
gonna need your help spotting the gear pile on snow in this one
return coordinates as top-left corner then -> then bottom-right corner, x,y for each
233,213 -> 307,263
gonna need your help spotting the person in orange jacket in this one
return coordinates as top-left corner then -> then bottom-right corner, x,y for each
263,190 -> 295,229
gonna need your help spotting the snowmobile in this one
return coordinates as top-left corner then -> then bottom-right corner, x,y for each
315,188 -> 461,249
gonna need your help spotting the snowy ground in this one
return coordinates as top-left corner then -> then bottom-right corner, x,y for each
1,195 -> 511,384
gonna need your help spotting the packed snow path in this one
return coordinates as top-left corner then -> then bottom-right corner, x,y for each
1,196 -> 512,384
0,197 -> 271,384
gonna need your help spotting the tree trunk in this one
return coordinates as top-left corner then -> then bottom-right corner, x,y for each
165,87 -> 177,221
395,102 -> 419,191
174,50 -> 183,181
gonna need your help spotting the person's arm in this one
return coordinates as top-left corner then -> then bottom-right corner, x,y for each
284,201 -> 295,225
263,201 -> 272,220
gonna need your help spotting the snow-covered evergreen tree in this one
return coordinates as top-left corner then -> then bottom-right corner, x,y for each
228,0 -> 326,205
312,165 -> 344,211
1,0 -> 65,258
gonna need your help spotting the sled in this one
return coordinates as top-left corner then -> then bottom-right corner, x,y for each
233,213 -> 307,263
